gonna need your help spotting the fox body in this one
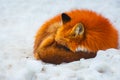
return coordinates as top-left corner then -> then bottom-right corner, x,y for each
34,10 -> 118,64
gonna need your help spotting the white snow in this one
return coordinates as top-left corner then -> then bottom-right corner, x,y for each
0,0 -> 120,80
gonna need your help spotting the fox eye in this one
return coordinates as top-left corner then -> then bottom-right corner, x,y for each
71,23 -> 84,37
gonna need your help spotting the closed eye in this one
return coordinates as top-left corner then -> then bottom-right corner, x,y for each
56,43 -> 71,51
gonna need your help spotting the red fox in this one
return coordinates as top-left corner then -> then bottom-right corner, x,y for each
34,9 -> 118,64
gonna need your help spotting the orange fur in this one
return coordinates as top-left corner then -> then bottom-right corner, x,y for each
34,9 -> 118,64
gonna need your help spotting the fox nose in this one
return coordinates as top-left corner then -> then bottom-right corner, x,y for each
55,36 -> 78,52
55,38 -> 66,46
55,36 -> 69,46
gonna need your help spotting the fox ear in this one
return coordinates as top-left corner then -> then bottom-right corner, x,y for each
61,13 -> 71,24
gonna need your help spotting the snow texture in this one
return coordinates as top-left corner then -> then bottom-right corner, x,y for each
0,0 -> 120,80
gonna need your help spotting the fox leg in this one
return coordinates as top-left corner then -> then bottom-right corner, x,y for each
34,35 -> 55,60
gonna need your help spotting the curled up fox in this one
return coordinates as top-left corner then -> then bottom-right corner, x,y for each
33,9 -> 118,64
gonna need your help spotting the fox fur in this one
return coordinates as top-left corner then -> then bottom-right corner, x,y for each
34,9 -> 118,64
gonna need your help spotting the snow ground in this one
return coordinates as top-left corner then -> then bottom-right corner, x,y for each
0,0 -> 120,80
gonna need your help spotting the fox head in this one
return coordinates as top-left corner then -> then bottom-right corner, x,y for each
55,10 -> 118,53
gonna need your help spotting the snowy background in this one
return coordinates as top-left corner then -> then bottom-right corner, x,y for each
0,0 -> 120,80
